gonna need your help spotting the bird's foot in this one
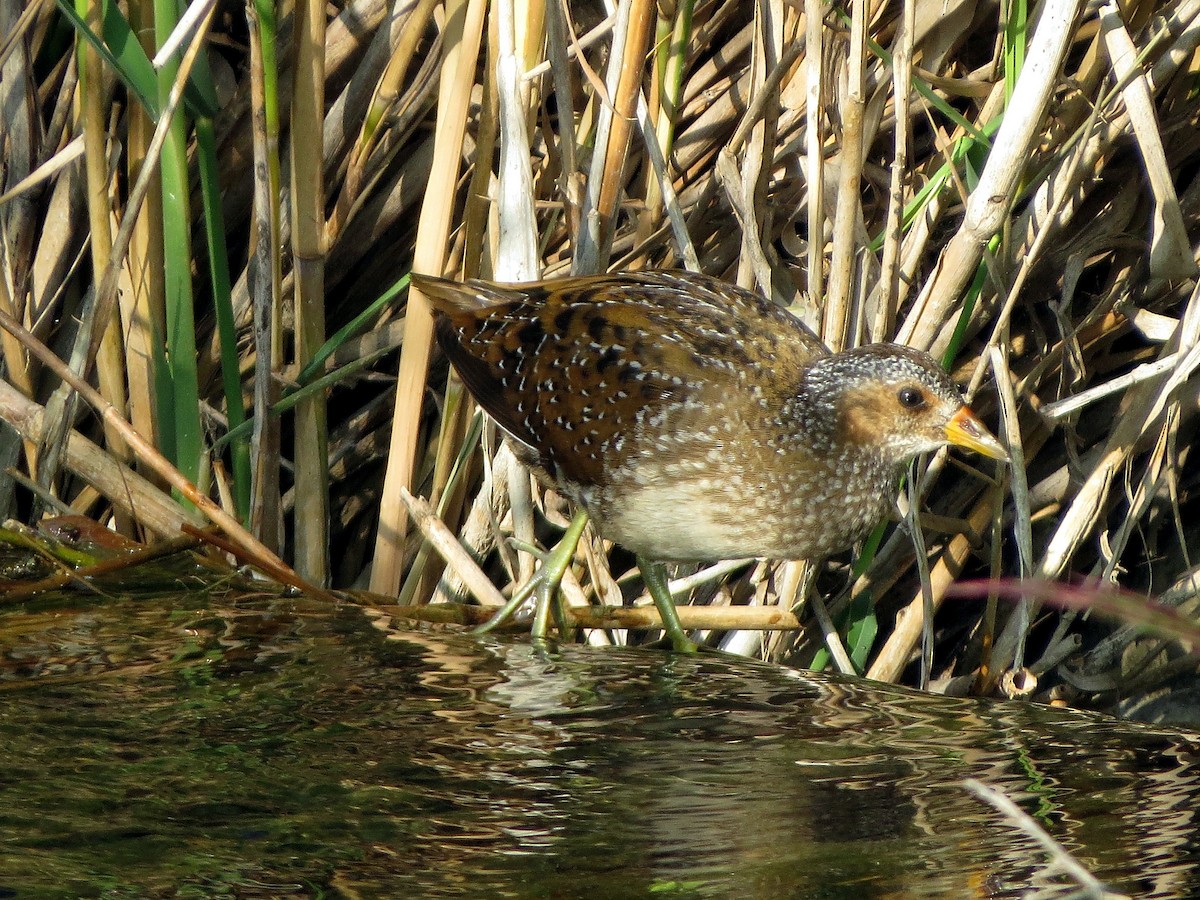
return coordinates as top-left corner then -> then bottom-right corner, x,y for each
637,556 -> 701,654
473,509 -> 590,640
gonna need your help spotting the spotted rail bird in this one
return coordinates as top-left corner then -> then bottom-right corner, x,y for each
415,269 -> 1006,652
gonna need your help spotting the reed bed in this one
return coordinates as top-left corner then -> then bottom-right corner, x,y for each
1,0 -> 1199,719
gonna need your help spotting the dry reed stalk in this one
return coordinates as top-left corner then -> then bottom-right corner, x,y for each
398,486 -> 508,606
0,0 -> 37,413
1100,0 -> 1195,279
804,0 -> 825,309
573,0 -> 656,273
291,0 -> 331,582
874,0 -> 916,339
491,0 -> 544,585
247,0 -> 284,551
77,0 -> 133,533
636,90 -> 702,271
964,779 -> 1113,896
867,487 -> 1001,683
122,66 -> 165,469
331,0 -> 437,239
566,603 -> 802,632
0,531 -> 213,603
0,378 -> 203,539
822,0 -> 867,351
899,0 -> 1086,352
371,0 -> 488,595
733,1 -> 783,294
0,306 -> 301,580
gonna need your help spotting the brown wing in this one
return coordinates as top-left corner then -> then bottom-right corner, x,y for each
415,270 -> 828,487
415,275 -> 543,445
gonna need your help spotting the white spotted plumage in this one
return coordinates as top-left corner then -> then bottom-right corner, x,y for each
418,270 -> 998,563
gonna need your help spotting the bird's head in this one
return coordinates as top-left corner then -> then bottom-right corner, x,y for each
798,344 -> 1007,465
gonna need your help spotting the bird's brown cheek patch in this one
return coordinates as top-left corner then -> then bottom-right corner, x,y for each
836,386 -> 895,447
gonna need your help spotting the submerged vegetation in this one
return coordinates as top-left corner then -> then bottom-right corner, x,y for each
1,0 -> 1199,720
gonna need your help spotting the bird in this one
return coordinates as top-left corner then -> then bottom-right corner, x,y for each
414,269 -> 1007,652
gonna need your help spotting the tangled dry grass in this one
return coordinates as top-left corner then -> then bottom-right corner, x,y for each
2,0 -> 1199,720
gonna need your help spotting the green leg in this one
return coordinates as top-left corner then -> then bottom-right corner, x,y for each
530,509 -> 589,639
637,556 -> 699,654
474,509 -> 589,638
472,573 -> 538,635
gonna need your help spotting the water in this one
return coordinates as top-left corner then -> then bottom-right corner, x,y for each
0,592 -> 1197,898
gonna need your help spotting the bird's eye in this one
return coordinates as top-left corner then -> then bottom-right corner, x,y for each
897,387 -> 925,409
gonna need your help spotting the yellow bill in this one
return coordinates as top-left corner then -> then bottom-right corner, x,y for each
945,407 -> 1008,461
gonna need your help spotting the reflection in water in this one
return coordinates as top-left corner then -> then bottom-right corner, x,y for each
0,594 -> 1197,898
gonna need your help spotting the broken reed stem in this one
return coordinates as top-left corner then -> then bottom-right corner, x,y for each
0,307 -> 304,586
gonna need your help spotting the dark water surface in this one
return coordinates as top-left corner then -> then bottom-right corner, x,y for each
0,593 -> 1197,898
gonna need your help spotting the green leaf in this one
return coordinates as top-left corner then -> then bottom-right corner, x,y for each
298,274 -> 410,384
59,0 -> 219,120
844,591 -> 878,672
59,0 -> 158,116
